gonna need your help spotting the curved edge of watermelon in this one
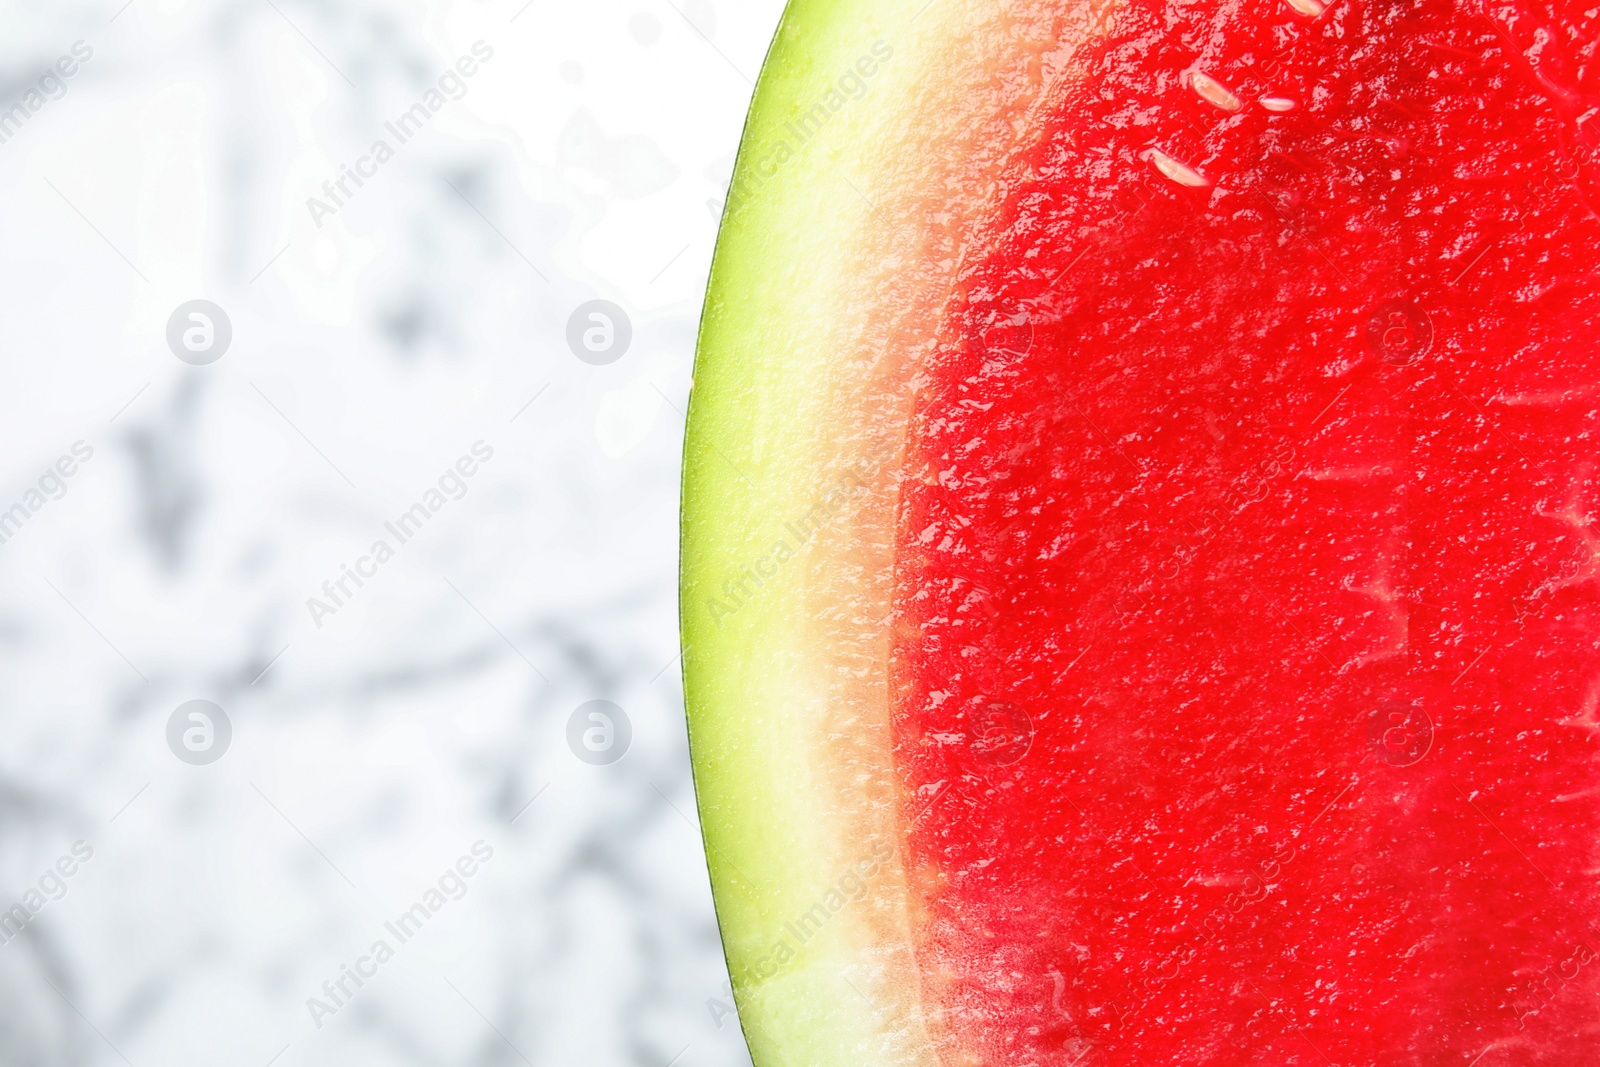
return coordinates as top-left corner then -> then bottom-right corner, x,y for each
681,3 -> 1111,1063
681,2 -> 930,1062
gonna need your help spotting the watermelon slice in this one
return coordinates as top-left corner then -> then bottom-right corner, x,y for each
682,0 -> 1600,1064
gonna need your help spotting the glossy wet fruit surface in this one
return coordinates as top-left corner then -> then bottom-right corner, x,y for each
890,0 -> 1600,1063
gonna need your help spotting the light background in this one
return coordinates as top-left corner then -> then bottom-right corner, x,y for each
0,1 -> 785,1064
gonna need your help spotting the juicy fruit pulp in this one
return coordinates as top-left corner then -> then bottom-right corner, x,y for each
683,0 -> 1600,1064
891,1 -> 1600,1065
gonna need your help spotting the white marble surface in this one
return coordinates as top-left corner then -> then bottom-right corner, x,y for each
0,2 -> 779,1064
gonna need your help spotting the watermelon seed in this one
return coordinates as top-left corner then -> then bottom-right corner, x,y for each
1145,148 -> 1211,189
1189,71 -> 1244,112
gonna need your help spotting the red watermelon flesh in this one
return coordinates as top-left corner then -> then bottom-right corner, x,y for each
890,0 -> 1600,1064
